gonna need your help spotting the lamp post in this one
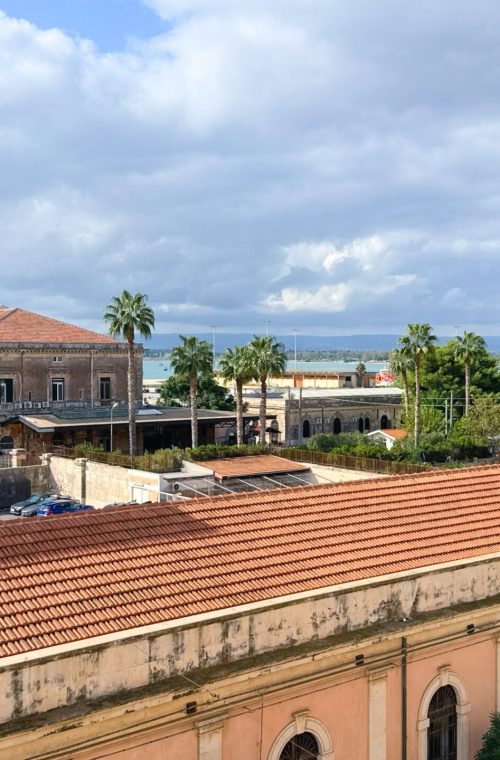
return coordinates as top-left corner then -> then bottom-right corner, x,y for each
210,325 -> 217,372
264,320 -> 271,337
110,401 -> 119,452
292,329 -> 299,371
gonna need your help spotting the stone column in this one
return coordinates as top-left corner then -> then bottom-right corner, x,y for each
75,458 -> 87,503
8,449 -> 27,467
196,714 -> 227,760
368,667 -> 391,760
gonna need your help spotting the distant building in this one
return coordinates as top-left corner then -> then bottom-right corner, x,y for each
366,427 -> 408,449
2,466 -> 500,758
243,387 -> 403,444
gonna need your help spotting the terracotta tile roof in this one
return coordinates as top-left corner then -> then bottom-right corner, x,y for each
381,429 -> 407,440
2,465 -> 500,658
0,307 -> 117,344
198,454 -> 310,479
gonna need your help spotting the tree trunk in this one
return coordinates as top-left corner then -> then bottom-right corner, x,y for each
190,374 -> 198,448
414,357 -> 420,447
236,379 -> 243,445
465,360 -> 471,415
259,376 -> 267,445
402,369 -> 409,421
127,338 -> 137,456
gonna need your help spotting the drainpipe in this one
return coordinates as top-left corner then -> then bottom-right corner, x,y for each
90,350 -> 94,410
402,636 -> 407,760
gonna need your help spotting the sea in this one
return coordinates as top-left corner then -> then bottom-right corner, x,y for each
143,359 -> 388,380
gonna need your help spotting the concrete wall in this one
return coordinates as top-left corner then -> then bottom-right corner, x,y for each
0,464 -> 48,508
47,454 -> 160,507
2,556 -> 500,725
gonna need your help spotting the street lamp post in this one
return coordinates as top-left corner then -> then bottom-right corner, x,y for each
292,329 -> 299,371
264,320 -> 271,336
110,401 -> 119,452
210,325 -> 217,372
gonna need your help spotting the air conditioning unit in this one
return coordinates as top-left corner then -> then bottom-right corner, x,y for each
14,402 -> 22,409
32,402 -> 42,409
315,417 -> 322,424
23,402 -> 32,409
41,401 -> 50,408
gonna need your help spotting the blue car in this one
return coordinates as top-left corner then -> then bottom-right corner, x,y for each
36,499 -> 94,517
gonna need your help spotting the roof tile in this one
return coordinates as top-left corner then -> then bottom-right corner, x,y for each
0,307 -> 117,344
1,466 -> 500,657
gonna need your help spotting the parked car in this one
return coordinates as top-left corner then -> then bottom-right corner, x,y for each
102,500 -> 138,509
10,492 -> 54,517
36,500 -> 94,517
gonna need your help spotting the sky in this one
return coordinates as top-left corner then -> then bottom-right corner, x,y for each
1,1 -> 500,337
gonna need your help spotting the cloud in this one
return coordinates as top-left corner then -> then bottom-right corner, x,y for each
1,3 -> 500,334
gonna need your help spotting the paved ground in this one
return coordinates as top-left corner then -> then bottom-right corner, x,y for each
0,511 -> 17,521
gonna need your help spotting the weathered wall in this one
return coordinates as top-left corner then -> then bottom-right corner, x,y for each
2,557 -> 500,724
305,463 -> 388,483
46,455 -> 160,507
0,465 -> 48,508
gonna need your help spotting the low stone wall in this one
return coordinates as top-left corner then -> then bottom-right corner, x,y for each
1,555 -> 499,723
0,465 -> 48,508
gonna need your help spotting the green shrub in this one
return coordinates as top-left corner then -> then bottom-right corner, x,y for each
185,443 -> 272,461
475,712 -> 500,759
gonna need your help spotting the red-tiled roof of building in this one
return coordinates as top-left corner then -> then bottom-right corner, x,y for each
0,307 -> 118,344
198,454 -> 310,479
381,429 -> 407,440
2,465 -> 500,658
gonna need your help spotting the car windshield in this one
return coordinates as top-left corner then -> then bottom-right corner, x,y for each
25,495 -> 42,505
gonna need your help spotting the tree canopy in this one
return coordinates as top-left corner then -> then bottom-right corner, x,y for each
157,374 -> 235,411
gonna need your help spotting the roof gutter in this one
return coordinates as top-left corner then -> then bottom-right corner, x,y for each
3,550 -> 500,669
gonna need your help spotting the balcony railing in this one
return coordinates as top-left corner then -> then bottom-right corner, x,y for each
0,399 -> 126,413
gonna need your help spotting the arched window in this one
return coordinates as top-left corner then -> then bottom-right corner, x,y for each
333,417 -> 342,434
279,732 -> 319,760
380,414 -> 389,429
302,420 -> 311,438
358,417 -> 364,433
0,435 -> 14,451
428,686 -> 457,760
365,417 -> 370,431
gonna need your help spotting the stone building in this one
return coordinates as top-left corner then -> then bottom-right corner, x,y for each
243,387 -> 403,445
0,306 -> 141,452
1,465 -> 500,759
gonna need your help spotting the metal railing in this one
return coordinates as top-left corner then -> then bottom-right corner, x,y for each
51,446 -> 181,473
0,399 -> 126,413
276,447 -> 431,475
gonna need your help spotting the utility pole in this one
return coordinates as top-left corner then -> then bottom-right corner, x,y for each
449,390 -> 454,430
444,398 -> 448,435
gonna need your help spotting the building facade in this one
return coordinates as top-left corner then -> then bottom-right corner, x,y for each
243,387 -> 403,445
1,465 -> 499,759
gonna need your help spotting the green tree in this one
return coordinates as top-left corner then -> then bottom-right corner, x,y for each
399,323 -> 436,446
458,396 -> 500,444
475,712 -> 500,759
389,348 -> 413,421
103,290 -> 155,455
248,336 -> 287,444
355,362 -> 366,388
454,331 -> 488,414
170,336 -> 213,448
219,346 -> 254,445
157,374 -> 234,411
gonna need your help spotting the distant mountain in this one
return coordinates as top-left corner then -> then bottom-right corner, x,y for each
144,333 -> 500,353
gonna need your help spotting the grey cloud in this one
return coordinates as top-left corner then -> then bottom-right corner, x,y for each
1,3 -> 500,333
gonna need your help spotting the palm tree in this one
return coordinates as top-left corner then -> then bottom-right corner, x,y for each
398,323 -> 436,446
170,336 -> 213,448
355,362 -> 366,388
389,348 -> 412,422
104,291 -> 155,455
219,346 -> 254,445
454,331 -> 486,414
248,336 -> 287,445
